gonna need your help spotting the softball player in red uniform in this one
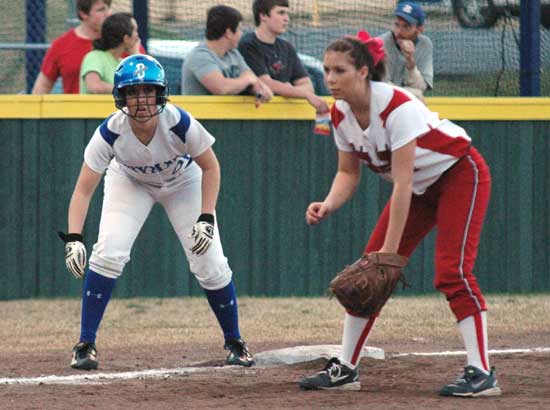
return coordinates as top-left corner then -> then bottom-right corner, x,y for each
59,54 -> 253,370
299,32 -> 501,397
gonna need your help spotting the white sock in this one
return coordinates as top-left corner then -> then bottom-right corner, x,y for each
340,313 -> 377,369
458,311 -> 490,374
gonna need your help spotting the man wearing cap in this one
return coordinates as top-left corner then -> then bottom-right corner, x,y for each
380,1 -> 433,100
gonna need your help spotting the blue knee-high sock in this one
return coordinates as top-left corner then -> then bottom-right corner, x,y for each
203,280 -> 241,342
80,268 -> 116,343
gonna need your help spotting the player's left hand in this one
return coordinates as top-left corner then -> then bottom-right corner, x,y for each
329,252 -> 408,317
189,214 -> 215,255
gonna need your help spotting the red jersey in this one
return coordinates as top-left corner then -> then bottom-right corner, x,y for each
41,29 -> 93,94
331,81 -> 471,195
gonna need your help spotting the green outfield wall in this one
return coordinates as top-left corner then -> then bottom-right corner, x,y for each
1,97 -> 549,299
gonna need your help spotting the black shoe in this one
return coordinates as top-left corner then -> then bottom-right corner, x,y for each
70,342 -> 98,370
439,365 -> 502,397
299,358 -> 360,391
224,338 -> 255,367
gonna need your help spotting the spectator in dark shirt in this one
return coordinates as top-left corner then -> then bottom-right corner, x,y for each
238,0 -> 328,113
182,5 -> 272,106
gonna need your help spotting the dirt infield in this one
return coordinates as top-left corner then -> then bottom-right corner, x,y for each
2,296 -> 550,409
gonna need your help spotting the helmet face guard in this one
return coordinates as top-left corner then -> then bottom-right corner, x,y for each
113,54 -> 169,121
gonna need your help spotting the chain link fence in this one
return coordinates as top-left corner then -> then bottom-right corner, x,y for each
1,0 -> 548,95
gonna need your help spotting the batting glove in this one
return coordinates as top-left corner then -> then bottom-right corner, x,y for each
189,214 -> 215,256
58,232 -> 87,279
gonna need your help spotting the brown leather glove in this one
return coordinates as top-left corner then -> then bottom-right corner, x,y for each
328,252 -> 408,317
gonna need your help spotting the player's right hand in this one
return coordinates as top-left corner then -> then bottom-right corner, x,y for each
58,232 -> 87,279
189,214 -> 215,256
65,242 -> 87,278
305,202 -> 332,225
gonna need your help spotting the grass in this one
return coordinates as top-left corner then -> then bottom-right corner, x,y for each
1,294 -> 549,355
432,72 -> 550,97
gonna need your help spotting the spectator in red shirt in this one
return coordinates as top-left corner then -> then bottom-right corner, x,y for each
32,0 -> 112,94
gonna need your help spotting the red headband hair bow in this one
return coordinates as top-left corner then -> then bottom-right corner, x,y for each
348,30 -> 385,66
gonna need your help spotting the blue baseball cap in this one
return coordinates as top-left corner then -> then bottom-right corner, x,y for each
394,1 -> 425,26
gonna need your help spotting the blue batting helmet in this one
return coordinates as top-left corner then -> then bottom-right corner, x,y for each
113,54 -> 169,111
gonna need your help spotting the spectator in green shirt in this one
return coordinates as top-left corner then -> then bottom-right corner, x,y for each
80,12 -> 141,94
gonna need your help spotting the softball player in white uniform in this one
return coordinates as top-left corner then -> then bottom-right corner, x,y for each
59,54 -> 253,370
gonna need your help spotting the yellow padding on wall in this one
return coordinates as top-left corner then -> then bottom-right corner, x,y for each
1,95 -> 549,121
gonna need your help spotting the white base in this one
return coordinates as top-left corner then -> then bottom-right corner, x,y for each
255,344 -> 385,366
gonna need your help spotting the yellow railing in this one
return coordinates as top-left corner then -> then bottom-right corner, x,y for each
1,95 -> 549,120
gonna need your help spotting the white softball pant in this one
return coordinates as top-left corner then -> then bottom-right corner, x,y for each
88,167 -> 232,290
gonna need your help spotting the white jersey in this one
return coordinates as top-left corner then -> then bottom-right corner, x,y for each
84,103 -> 214,186
331,81 -> 471,194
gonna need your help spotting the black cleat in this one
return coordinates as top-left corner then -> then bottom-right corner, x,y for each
299,358 -> 360,391
70,342 -> 98,370
224,338 -> 255,367
439,365 -> 502,397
